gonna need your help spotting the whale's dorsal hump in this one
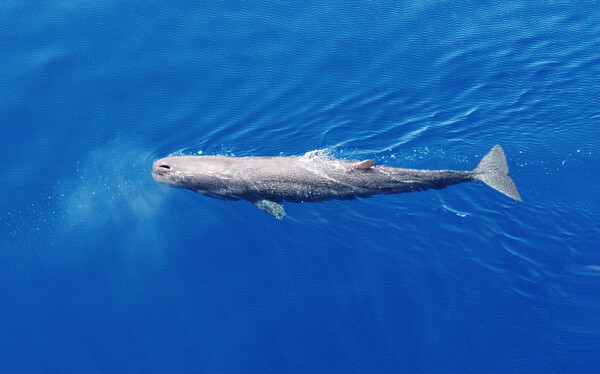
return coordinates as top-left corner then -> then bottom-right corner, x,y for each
351,159 -> 376,170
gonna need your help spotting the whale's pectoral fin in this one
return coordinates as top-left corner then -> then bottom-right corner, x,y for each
351,159 -> 376,171
254,199 -> 286,220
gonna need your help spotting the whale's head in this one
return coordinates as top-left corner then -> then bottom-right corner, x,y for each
152,156 -> 235,193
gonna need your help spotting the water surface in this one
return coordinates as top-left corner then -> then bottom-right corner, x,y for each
1,1 -> 599,373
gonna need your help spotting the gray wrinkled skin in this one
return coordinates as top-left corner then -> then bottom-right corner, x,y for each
152,155 -> 472,203
152,146 -> 520,218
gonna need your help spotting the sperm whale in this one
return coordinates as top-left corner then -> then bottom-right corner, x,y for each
152,145 -> 521,219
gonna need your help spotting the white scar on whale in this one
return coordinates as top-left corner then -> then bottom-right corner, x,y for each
152,145 -> 521,219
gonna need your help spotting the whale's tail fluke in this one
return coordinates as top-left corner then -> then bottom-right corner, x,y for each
472,145 -> 522,201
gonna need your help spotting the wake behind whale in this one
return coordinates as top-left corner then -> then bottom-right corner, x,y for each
152,145 -> 521,219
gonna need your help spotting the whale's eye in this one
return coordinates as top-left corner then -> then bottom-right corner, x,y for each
160,165 -> 171,169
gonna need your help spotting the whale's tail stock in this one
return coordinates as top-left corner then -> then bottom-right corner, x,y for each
472,145 -> 522,201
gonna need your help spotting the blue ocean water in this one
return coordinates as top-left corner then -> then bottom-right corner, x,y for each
1,1 -> 599,372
